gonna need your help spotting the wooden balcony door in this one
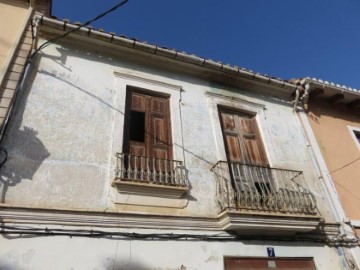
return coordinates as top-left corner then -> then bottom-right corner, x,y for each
219,109 -> 268,166
219,109 -> 271,198
123,89 -> 172,176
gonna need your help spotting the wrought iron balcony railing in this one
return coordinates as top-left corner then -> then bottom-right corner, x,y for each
115,153 -> 188,187
211,161 -> 317,215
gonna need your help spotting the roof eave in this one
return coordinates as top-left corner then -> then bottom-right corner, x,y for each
35,15 -> 299,94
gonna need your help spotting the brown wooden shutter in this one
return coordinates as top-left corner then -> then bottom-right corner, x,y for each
239,117 -> 268,165
219,109 -> 268,166
125,90 -> 172,161
149,96 -> 172,160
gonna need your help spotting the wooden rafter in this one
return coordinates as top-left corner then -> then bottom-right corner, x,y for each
328,93 -> 344,105
309,88 -> 324,99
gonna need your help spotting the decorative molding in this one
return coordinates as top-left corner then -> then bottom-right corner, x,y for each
205,91 -> 266,110
0,206 -> 219,230
0,205 -> 332,237
114,71 -> 183,91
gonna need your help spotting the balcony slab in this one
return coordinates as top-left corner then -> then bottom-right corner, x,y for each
111,180 -> 189,208
218,209 -> 323,235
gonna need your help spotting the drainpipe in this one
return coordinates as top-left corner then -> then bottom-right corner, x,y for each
302,83 -> 310,111
293,88 -> 300,112
31,14 -> 41,52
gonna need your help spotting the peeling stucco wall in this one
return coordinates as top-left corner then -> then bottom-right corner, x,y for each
0,36 -> 335,222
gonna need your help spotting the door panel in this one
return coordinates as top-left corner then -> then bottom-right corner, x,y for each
151,97 -> 166,113
152,117 -> 167,145
129,144 -> 146,157
222,113 -> 237,132
243,138 -> 265,165
224,257 -> 317,270
131,93 -> 146,111
225,135 -> 242,162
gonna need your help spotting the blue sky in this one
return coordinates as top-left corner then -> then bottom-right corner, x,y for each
52,1 -> 360,89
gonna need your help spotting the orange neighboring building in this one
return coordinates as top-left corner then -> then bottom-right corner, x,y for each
0,0 -> 51,134
295,78 -> 360,267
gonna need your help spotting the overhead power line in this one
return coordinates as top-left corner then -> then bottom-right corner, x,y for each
28,0 -> 129,64
329,157 -> 360,175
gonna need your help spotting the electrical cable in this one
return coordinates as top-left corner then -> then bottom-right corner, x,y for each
328,157 -> 360,175
0,224 -> 359,246
27,0 -> 129,65
0,147 -> 7,167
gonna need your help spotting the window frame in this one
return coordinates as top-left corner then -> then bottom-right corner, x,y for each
112,72 -> 184,168
347,125 -> 360,152
110,72 -> 188,207
205,91 -> 272,166
218,106 -> 269,166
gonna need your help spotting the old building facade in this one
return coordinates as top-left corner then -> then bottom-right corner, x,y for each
0,14 -> 357,269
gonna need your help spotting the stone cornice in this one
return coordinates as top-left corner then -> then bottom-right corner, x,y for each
114,71 -> 183,91
205,91 -> 266,110
0,205 -> 219,230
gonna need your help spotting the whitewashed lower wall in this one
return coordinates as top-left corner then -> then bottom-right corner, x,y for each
0,229 -> 344,270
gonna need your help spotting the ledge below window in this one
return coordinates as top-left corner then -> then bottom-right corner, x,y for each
111,180 -> 189,208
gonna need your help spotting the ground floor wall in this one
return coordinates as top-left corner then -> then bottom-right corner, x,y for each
0,228 -> 346,270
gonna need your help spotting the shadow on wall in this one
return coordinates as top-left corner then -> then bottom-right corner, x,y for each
0,47 -> 126,204
105,261 -> 149,270
0,60 -> 50,203
104,259 -> 187,270
0,126 -> 50,203
0,256 -> 186,270
309,98 -> 360,122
